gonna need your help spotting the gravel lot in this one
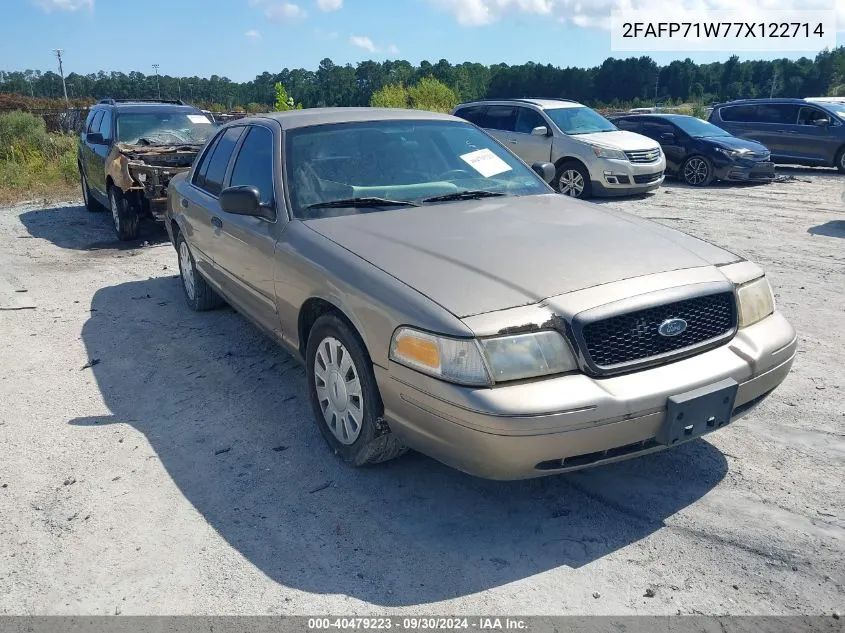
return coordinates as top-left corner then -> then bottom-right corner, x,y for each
0,171 -> 843,616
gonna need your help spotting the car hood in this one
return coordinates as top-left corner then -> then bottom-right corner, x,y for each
304,194 -> 740,318
572,130 -> 659,151
704,135 -> 769,154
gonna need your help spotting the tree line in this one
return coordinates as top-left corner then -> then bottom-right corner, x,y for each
3,48 -> 845,112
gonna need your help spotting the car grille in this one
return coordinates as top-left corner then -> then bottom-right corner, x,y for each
580,292 -> 736,369
633,171 -> 663,184
625,148 -> 661,163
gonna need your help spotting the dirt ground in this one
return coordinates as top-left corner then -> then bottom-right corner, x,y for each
0,170 -> 843,616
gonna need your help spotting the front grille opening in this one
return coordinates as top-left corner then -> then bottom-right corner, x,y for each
625,149 -> 661,163
535,438 -> 660,471
581,291 -> 736,369
633,172 -> 663,184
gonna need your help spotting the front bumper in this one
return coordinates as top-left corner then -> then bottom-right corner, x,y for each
588,155 -> 666,197
713,160 -> 776,183
377,312 -> 796,479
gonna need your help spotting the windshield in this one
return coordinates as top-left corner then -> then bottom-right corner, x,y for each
545,106 -> 617,135
670,116 -> 731,138
820,102 -> 845,118
115,112 -> 215,145
286,120 -> 550,220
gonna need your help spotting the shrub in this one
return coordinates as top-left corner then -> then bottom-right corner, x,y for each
0,110 -> 79,202
371,83 -> 410,109
371,77 -> 457,113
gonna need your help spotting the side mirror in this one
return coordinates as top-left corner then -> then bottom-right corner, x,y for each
532,161 -> 556,184
660,132 -> 675,143
531,125 -> 550,137
220,186 -> 273,219
87,132 -> 104,145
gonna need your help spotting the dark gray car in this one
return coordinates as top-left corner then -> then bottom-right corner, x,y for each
709,98 -> 845,172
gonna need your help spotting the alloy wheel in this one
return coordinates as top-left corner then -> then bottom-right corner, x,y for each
684,158 -> 709,185
314,336 -> 364,445
179,240 -> 196,301
558,169 -> 585,197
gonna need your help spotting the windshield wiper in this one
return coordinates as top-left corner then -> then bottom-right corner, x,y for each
423,190 -> 507,203
306,196 -> 420,210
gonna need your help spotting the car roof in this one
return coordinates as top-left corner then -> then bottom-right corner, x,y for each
94,102 -> 204,115
456,98 -> 584,110
235,107 -> 461,130
614,113 -> 696,120
715,98 -> 814,106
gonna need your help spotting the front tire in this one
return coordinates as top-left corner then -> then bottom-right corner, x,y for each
176,233 -> 225,311
306,314 -> 406,467
554,161 -> 592,199
682,156 -> 714,186
109,186 -> 140,241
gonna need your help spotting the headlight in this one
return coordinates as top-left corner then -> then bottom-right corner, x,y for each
736,276 -> 775,328
389,327 -> 491,386
715,147 -> 751,159
481,331 -> 578,382
390,327 -> 578,386
590,145 -> 628,160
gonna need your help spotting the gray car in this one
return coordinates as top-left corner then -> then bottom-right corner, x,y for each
709,98 -> 845,172
165,108 -> 796,480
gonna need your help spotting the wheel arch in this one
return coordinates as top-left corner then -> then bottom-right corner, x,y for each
298,297 -> 369,362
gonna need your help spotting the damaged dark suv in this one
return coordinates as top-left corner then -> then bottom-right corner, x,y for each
78,99 -> 215,240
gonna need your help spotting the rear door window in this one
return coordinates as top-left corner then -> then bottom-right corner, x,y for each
484,105 -> 517,132
754,104 -> 799,124
641,118 -> 675,139
614,117 -> 642,132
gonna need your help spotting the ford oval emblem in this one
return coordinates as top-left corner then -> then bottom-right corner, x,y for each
658,318 -> 687,337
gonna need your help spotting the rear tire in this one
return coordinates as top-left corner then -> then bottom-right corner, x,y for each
109,186 -> 140,241
176,233 -> 225,311
553,161 -> 592,199
681,155 -> 714,186
835,147 -> 845,174
306,314 -> 406,467
80,170 -> 102,212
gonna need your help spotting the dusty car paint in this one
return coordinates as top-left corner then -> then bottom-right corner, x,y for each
166,108 -> 796,479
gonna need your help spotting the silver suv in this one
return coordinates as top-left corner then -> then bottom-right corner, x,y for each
453,98 -> 666,199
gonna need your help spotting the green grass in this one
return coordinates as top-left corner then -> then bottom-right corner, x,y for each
0,110 -> 79,204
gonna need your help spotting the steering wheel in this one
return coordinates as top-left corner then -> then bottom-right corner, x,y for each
437,169 -> 475,180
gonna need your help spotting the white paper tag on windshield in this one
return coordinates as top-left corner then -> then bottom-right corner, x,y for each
187,114 -> 211,124
459,149 -> 512,178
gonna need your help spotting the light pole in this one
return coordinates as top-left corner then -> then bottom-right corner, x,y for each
152,63 -> 161,100
54,49 -> 69,105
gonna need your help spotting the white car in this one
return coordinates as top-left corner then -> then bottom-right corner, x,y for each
453,98 -> 666,199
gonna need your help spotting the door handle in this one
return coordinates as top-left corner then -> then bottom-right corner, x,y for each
509,139 -> 518,144
180,198 -> 189,209
211,216 -> 223,229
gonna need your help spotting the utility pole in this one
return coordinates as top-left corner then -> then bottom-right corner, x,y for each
54,49 -> 69,105
152,63 -> 161,100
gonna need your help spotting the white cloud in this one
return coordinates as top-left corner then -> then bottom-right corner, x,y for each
252,1 -> 307,20
245,29 -> 262,39
314,27 -> 339,40
387,44 -> 400,55
350,35 -> 379,53
429,0 -> 845,31
32,0 -> 92,11
317,0 -> 343,11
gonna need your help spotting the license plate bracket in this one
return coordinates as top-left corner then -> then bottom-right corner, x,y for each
658,378 -> 739,446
